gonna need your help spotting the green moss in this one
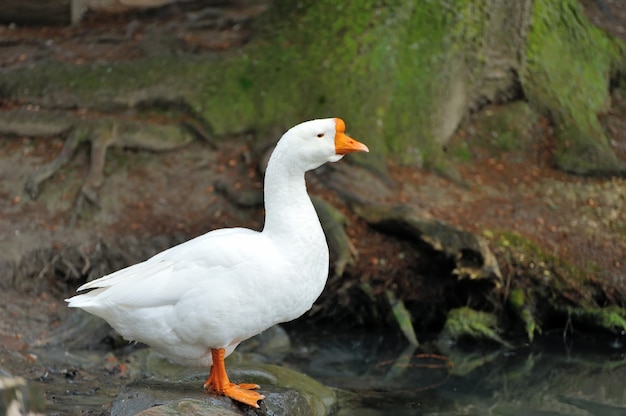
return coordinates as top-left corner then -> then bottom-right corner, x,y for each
443,306 -> 513,348
229,0 -> 461,165
508,287 -> 540,342
461,102 -> 538,156
495,231 -> 596,290
563,305 -> 626,332
448,139 -> 473,162
385,289 -> 419,346
0,1 -> 477,169
525,0 -> 615,112
4,58 -> 216,124
491,230 -> 626,334
10,0 -> 620,176
522,0 -> 625,175
268,0 -> 483,169
509,287 -> 524,307
613,220 -> 626,241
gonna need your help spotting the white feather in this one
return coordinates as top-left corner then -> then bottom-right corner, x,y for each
66,118 -> 365,367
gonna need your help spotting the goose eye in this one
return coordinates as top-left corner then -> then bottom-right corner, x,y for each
317,133 -> 324,138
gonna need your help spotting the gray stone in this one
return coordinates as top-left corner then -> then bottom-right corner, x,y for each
110,363 -> 336,416
0,373 -> 45,416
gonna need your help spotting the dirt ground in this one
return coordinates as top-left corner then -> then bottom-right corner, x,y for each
1,0 -> 625,363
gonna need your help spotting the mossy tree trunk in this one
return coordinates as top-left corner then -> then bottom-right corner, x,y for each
522,0 -> 625,175
4,0 -> 622,175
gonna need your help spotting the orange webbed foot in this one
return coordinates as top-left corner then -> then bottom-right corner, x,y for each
205,381 -> 264,408
223,384 -> 265,408
236,383 -> 261,390
204,348 -> 265,408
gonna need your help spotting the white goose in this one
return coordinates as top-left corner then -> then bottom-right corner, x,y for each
66,118 -> 368,408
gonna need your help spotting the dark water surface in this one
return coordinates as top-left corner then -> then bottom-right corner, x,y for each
13,328 -> 626,415
284,329 -> 626,416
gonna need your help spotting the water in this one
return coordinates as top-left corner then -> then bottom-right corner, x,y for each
6,328 -> 626,415
283,329 -> 626,415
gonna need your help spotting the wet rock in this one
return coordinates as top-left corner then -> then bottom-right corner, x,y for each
115,386 -> 317,416
38,312 -> 325,414
134,398 -> 241,416
0,372 -> 45,416
111,390 -> 162,416
110,362 -> 336,416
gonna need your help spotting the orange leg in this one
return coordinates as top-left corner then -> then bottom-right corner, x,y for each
203,348 -> 265,408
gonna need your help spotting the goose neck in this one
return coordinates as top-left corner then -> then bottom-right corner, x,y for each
262,152 -> 320,239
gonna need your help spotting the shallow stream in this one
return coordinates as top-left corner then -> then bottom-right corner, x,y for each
6,327 -> 626,415
285,329 -> 626,415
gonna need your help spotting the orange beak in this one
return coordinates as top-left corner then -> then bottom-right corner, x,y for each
334,118 -> 369,155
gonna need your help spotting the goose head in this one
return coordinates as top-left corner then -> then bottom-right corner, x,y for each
274,118 -> 369,172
